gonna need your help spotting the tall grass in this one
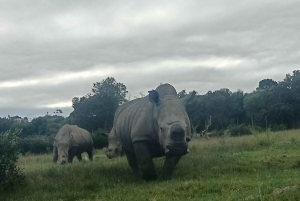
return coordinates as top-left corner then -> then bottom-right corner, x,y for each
2,130 -> 300,201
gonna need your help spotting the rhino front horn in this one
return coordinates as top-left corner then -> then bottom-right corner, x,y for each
165,149 -> 170,154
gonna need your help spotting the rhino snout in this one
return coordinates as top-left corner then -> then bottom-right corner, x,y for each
165,143 -> 188,156
170,123 -> 185,141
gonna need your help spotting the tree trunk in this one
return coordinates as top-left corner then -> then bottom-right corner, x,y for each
191,121 -> 201,138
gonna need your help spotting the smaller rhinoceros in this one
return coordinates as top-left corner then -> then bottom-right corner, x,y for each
53,124 -> 94,164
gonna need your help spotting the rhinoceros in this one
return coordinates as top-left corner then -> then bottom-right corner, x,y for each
106,83 -> 195,180
53,124 -> 94,164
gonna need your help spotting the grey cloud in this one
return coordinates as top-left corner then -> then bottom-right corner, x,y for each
1,0 -> 300,117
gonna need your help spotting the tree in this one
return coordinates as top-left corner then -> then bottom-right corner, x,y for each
69,77 -> 128,131
92,77 -> 127,104
256,79 -> 277,90
178,90 -> 187,98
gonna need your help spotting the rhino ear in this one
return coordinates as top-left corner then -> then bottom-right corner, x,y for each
148,90 -> 161,105
180,91 -> 196,105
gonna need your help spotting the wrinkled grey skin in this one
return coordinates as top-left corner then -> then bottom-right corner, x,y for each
53,124 -> 94,164
107,84 -> 195,180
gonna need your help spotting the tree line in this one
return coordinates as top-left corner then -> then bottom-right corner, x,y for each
1,70 -> 300,140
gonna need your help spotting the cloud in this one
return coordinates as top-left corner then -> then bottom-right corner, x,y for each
1,0 -> 300,117
0,66 -> 116,89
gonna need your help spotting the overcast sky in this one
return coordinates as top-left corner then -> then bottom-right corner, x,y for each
1,0 -> 299,118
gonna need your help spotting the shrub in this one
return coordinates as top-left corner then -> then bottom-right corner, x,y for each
254,130 -> 274,147
91,129 -> 108,149
271,124 -> 287,132
250,125 -> 265,133
228,124 -> 252,136
19,135 -> 54,155
0,129 -> 25,191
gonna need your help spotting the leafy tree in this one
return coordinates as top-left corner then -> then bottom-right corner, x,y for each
256,79 -> 277,90
244,90 -> 268,128
228,90 -> 246,126
69,77 -> 128,131
0,117 -> 14,133
92,77 -> 127,104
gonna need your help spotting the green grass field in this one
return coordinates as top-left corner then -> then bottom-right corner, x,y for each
2,130 -> 300,201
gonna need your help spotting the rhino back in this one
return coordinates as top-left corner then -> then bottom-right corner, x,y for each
55,124 -> 72,141
69,125 -> 92,146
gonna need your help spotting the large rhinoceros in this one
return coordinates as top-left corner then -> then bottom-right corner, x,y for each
106,83 -> 195,180
53,124 -> 94,164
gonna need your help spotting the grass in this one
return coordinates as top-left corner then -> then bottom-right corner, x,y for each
2,129 -> 300,201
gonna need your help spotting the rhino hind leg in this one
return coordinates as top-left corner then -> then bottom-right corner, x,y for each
162,156 -> 182,180
134,142 -> 157,181
53,146 -> 58,163
87,145 -> 93,161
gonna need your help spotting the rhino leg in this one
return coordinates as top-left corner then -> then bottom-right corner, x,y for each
76,154 -> 82,161
87,146 -> 93,161
134,142 -> 157,181
124,150 -> 141,177
162,156 -> 182,180
68,147 -> 78,163
53,146 -> 58,163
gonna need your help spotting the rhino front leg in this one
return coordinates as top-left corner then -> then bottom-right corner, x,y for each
134,142 -> 157,181
162,156 -> 182,180
124,150 -> 141,177
68,147 -> 78,163
53,146 -> 58,163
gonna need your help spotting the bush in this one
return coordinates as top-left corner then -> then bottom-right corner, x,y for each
254,130 -> 274,147
227,124 -> 252,136
0,129 -> 25,191
271,124 -> 287,132
19,135 -> 54,155
250,125 -> 265,133
91,129 -> 108,149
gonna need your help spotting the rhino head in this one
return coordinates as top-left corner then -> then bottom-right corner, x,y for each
106,134 -> 122,159
54,136 -> 72,164
149,88 -> 195,156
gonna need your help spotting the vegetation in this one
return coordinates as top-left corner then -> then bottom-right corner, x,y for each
1,129 -> 300,200
68,77 -> 128,132
2,70 -> 300,141
0,130 -> 25,191
2,71 -> 300,199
